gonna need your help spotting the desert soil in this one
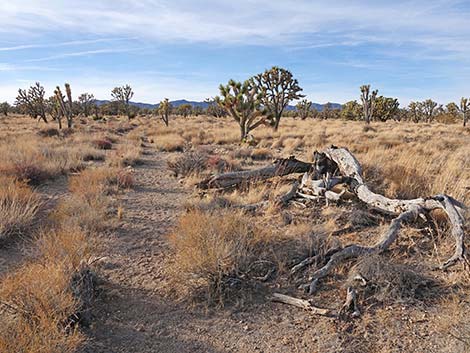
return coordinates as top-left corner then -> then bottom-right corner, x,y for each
81,143 -> 463,353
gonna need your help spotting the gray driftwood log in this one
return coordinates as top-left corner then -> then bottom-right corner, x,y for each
198,156 -> 312,189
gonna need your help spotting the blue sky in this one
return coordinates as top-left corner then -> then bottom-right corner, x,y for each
1,0 -> 469,106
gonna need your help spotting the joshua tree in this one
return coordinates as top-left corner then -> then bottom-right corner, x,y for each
373,96 -> 399,121
205,98 -> 227,117
296,99 -> 312,120
15,82 -> 48,123
111,84 -> 134,120
460,98 -> 469,127
408,101 -> 423,123
176,103 -> 192,117
253,66 -> 304,131
54,83 -> 74,128
47,96 -> 63,129
78,93 -> 95,117
158,98 -> 172,126
340,100 -> 362,120
422,99 -> 438,123
215,79 -> 265,141
360,85 -> 378,124
0,102 -> 10,116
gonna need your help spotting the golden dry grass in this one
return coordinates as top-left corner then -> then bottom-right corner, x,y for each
169,209 -> 267,305
0,176 -> 41,239
0,226 -> 93,353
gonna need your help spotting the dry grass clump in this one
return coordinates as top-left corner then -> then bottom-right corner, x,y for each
0,227 -> 92,353
168,151 -> 208,177
0,176 -> 41,240
92,138 -> 113,150
80,146 -> 105,162
111,141 -> 143,167
154,133 -> 185,152
169,209 -> 266,305
37,127 -> 60,138
168,151 -> 240,179
0,140 -> 86,184
54,167 -> 132,232
0,262 -> 85,353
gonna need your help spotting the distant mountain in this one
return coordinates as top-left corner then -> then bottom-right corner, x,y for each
95,99 -> 341,111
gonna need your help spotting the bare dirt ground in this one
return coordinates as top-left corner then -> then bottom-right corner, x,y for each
81,142 -> 467,353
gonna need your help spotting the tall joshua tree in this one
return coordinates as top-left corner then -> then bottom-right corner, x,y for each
360,85 -> 378,124
422,99 -> 438,123
78,93 -> 95,117
111,84 -> 134,120
296,99 -> 312,120
253,66 -> 304,131
158,98 -> 171,126
461,98 -> 469,127
215,79 -> 265,141
54,83 -> 74,128
15,82 -> 48,123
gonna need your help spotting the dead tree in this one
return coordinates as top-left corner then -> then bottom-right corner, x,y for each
198,157 -> 312,189
197,146 -> 468,312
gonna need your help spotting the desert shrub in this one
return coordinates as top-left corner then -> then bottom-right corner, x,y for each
0,142 -> 85,184
154,134 -> 185,152
0,261 -> 84,353
206,155 -> 240,173
113,142 -> 142,167
0,176 -> 41,240
348,255 -> 440,304
169,209 -> 264,305
92,138 -> 113,150
52,194 -> 109,233
115,169 -> 134,189
37,127 -> 60,137
250,148 -> 273,161
81,147 -> 105,162
168,151 -> 208,177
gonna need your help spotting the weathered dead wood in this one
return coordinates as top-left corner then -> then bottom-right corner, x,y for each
321,147 -> 467,269
339,287 -> 360,318
198,157 -> 312,189
275,181 -> 299,207
272,293 -> 330,316
290,255 -> 319,275
293,146 -> 468,294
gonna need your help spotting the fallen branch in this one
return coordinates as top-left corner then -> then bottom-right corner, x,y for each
198,156 -> 312,189
271,293 -> 330,316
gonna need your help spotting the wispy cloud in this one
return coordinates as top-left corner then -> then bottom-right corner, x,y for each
0,37 -> 134,52
25,47 -> 144,62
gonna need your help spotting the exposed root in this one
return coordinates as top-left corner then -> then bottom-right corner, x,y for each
339,287 -> 360,318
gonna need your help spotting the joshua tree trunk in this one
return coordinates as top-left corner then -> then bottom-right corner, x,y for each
240,124 -> 247,140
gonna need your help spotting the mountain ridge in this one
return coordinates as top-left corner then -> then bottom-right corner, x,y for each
95,99 -> 342,111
